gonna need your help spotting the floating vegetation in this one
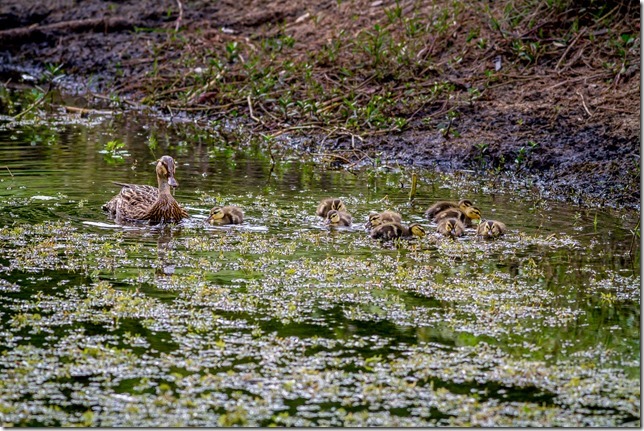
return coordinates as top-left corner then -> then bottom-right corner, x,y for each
0,120 -> 639,427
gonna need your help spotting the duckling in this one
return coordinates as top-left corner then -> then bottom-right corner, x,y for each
207,205 -> 244,225
476,220 -> 507,238
370,222 -> 426,240
436,217 -> 465,238
326,209 -> 353,227
424,199 -> 474,220
365,210 -> 403,229
103,155 -> 189,224
433,206 -> 482,227
316,198 -> 347,218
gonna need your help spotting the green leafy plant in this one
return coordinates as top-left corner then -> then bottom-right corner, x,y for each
515,140 -> 539,168
99,139 -> 130,163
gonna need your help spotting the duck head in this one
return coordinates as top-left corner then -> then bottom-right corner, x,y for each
157,155 -> 179,188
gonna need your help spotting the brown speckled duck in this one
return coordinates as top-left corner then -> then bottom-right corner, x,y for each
433,206 -> 482,227
325,209 -> 353,227
436,217 -> 465,238
370,222 -> 426,240
476,220 -> 507,238
316,198 -> 347,218
365,210 -> 403,230
424,199 -> 473,219
207,205 -> 244,225
103,155 -> 188,224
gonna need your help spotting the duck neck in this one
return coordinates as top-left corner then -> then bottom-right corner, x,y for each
157,177 -> 173,197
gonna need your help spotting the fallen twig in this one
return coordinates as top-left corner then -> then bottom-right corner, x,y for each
555,28 -> 586,72
88,92 -> 139,108
267,124 -> 324,138
320,127 -> 339,147
175,0 -> 184,32
576,90 -> 593,117
14,87 -> 49,120
63,106 -> 114,115
247,95 -> 261,123
544,73 -> 608,91
593,105 -> 636,115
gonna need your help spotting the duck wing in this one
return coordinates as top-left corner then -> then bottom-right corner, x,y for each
103,183 -> 159,220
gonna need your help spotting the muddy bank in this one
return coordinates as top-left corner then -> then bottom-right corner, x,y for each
0,0 -> 639,210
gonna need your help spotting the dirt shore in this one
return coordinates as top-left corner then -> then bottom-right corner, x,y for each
0,0 -> 639,210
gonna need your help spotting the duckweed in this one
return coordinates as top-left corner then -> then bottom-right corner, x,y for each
0,116 -> 639,427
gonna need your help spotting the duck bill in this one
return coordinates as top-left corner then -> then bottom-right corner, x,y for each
168,176 -> 179,188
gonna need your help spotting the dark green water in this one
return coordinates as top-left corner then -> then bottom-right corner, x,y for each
0,112 -> 639,426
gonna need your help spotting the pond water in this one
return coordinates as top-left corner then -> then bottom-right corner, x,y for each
0,106 -> 640,426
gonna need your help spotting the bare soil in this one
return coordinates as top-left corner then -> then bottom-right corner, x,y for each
0,0 -> 639,210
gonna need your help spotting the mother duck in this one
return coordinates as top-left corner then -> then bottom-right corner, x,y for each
103,155 -> 189,224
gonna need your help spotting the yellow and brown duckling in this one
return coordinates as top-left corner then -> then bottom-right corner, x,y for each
424,199 -> 474,220
370,222 -> 426,240
436,217 -> 465,238
365,210 -> 403,230
316,198 -> 347,218
102,155 -> 189,224
325,209 -> 353,227
207,205 -> 244,225
476,219 -> 507,238
433,206 -> 482,227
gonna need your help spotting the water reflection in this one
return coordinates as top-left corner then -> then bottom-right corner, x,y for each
155,226 -> 176,277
